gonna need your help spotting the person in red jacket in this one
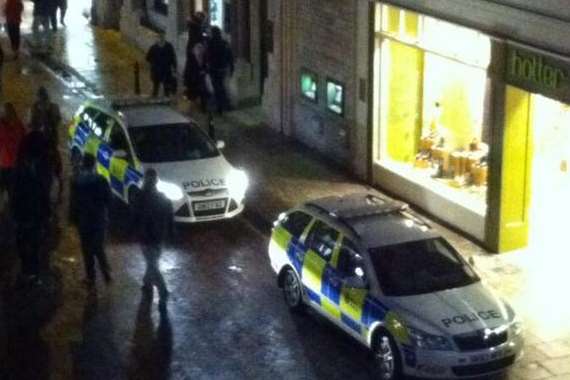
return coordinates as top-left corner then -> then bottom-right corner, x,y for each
0,102 -> 26,200
4,0 -> 24,58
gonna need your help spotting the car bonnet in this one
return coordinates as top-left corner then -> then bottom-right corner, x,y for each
382,282 -> 512,336
144,156 -> 234,193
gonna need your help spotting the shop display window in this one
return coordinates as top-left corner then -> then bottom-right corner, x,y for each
300,70 -> 318,103
376,4 -> 492,214
326,79 -> 345,116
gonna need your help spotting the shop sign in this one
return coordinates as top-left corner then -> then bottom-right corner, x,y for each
506,46 -> 570,101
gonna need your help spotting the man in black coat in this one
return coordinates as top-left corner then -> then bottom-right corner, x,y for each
136,169 -> 174,306
70,154 -> 112,289
205,26 -> 235,114
146,33 -> 177,97
12,131 -> 54,284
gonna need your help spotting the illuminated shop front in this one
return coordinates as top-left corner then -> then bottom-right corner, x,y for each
499,45 -> 570,252
372,3 -> 493,244
371,3 -> 570,252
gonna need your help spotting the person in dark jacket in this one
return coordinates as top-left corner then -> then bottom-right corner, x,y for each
146,33 -> 177,97
136,169 -> 173,305
11,131 -> 54,284
205,26 -> 234,114
70,154 -> 112,289
4,0 -> 24,58
183,12 -> 208,109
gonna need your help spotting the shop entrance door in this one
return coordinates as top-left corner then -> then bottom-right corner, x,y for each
529,95 -> 570,251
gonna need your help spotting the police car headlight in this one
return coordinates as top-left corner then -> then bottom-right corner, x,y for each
408,326 -> 453,351
156,180 -> 184,201
227,169 -> 248,203
511,319 -> 523,336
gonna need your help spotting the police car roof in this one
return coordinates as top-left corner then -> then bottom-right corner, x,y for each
305,193 -> 439,248
121,105 -> 190,128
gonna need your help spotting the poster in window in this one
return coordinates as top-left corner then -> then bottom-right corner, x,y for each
326,79 -> 345,116
300,70 -> 318,102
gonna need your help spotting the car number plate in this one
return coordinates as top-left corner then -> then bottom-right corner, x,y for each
194,200 -> 226,211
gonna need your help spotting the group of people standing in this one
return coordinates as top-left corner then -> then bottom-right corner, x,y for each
146,12 -> 235,115
0,87 -> 63,285
30,0 -> 67,49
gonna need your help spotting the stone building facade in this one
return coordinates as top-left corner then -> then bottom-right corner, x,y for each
263,0 -> 570,253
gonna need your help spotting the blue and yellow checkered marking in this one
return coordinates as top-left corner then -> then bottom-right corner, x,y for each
70,117 -> 143,199
273,225 -> 407,343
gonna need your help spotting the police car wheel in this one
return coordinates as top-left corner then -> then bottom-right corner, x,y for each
283,268 -> 303,311
373,332 -> 402,380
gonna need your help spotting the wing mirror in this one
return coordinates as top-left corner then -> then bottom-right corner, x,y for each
216,140 -> 226,150
113,149 -> 128,159
344,267 -> 368,289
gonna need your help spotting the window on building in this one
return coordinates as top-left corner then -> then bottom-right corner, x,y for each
326,79 -> 345,116
300,69 -> 318,103
154,0 -> 168,15
375,3 -> 492,215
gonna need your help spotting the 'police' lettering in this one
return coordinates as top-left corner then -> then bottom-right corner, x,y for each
441,310 -> 502,328
187,178 -> 226,188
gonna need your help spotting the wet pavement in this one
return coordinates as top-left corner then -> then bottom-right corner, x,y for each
1,4 -> 570,380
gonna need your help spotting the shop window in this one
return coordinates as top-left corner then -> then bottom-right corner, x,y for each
326,79 -> 345,116
300,69 -> 318,103
376,7 -> 492,215
154,0 -> 168,15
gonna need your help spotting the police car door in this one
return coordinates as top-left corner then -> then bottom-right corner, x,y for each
275,211 -> 313,274
105,121 -> 135,201
302,220 -> 340,318
335,238 -> 369,339
83,110 -> 114,182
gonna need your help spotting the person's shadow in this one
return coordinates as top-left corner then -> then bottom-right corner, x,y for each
127,292 -> 173,380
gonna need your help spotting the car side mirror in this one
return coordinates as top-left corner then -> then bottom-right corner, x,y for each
114,149 -> 128,159
216,140 -> 226,150
344,268 -> 368,289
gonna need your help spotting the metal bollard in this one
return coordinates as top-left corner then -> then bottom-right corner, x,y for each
208,111 -> 216,140
134,62 -> 141,95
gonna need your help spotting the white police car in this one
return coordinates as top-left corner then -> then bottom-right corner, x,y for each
68,98 -> 248,222
268,193 -> 523,379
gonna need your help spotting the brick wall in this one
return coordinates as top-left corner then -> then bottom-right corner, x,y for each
291,0 -> 358,165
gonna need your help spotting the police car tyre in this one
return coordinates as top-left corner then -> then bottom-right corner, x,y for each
372,331 -> 402,380
282,268 -> 304,311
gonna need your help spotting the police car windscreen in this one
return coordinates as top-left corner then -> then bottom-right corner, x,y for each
130,123 -> 220,162
369,238 -> 480,296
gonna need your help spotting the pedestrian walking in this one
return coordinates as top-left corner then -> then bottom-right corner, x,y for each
0,102 -> 26,198
4,0 -> 24,58
0,42 -> 4,96
56,0 -> 66,26
70,154 -> 112,289
11,131 -> 54,285
30,86 -> 62,146
146,33 -> 177,97
31,0 -> 52,49
136,169 -> 174,306
0,103 -> 26,247
205,26 -> 234,114
183,14 -> 209,111
46,0 -> 58,31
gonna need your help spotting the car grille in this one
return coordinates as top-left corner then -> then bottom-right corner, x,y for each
192,198 -> 228,217
187,188 -> 227,197
454,329 -> 508,351
452,355 -> 515,376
